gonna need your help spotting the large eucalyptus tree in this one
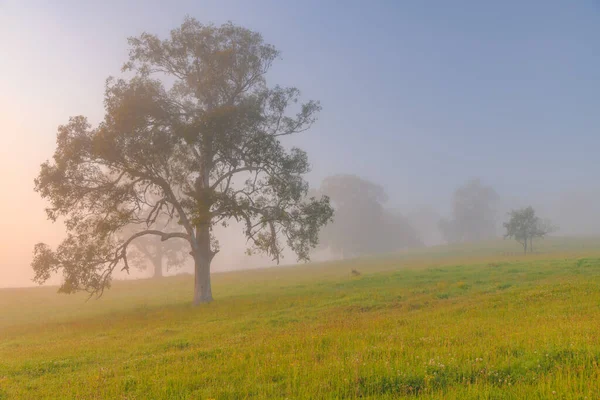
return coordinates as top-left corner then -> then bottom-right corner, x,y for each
32,18 -> 333,304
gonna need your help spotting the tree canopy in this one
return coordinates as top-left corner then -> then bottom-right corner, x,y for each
439,179 -> 499,244
32,18 -> 333,304
503,206 -> 557,254
314,174 -> 422,259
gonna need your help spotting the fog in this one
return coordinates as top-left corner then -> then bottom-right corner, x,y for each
2,1 -> 600,288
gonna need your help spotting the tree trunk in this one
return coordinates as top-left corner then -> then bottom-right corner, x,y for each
530,237 -> 533,254
523,239 -> 528,255
193,223 -> 213,305
152,249 -> 163,279
152,257 -> 163,278
193,255 -> 212,304
193,152 -> 214,305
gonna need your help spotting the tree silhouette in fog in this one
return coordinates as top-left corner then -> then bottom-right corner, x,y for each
314,174 -> 422,259
119,210 -> 189,278
504,206 -> 557,254
31,18 -> 333,304
439,179 -> 499,244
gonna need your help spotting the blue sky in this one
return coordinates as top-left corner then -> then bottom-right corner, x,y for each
1,0 -> 600,283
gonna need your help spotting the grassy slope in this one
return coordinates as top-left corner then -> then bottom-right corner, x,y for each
2,237 -> 600,399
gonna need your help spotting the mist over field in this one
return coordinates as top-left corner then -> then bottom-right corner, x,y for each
2,1 -> 600,289
4,179 -> 600,288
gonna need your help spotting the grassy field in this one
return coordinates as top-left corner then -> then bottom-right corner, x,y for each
2,237 -> 600,399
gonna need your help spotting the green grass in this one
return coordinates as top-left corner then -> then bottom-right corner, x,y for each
2,237 -> 600,398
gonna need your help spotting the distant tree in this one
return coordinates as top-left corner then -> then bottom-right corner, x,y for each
315,174 -> 421,258
31,18 -> 333,304
120,216 -> 188,279
503,206 -> 556,254
503,206 -> 537,254
440,179 -> 499,244
383,210 -> 424,250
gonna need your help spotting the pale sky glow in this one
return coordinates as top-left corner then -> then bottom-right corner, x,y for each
1,1 -> 600,287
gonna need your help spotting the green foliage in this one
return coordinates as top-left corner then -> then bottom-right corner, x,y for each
31,18 -> 333,300
503,206 -> 556,254
503,206 -> 537,250
575,257 -> 600,268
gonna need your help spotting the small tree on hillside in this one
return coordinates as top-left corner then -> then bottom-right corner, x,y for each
503,206 -> 556,254
503,207 -> 536,254
31,18 -> 333,304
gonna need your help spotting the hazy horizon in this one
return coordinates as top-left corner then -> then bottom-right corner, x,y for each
2,0 -> 600,288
